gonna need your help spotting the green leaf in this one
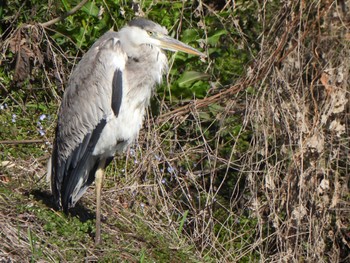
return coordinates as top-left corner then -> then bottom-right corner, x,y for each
81,2 -> 99,17
190,81 -> 209,98
198,111 -> 211,121
207,29 -> 227,46
60,0 -> 70,12
177,71 -> 209,88
208,103 -> 224,115
177,210 -> 189,236
181,29 -> 199,43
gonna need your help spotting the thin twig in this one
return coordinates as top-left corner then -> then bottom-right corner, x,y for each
0,82 -> 28,115
156,84 -> 244,123
0,139 -> 47,145
40,0 -> 89,28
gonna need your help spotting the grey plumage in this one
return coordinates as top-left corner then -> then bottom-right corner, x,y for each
48,18 -> 205,244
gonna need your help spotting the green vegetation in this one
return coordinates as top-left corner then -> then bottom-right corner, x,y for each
1,0 -> 349,262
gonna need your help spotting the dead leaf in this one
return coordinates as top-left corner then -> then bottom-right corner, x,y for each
320,72 -> 333,95
329,119 -> 345,137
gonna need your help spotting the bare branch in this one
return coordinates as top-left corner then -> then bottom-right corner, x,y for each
40,0 -> 89,28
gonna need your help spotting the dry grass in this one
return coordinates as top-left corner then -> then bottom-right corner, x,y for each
242,1 -> 350,261
1,0 -> 350,262
142,0 -> 350,261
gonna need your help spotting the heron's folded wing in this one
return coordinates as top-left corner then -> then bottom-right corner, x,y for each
51,32 -> 127,210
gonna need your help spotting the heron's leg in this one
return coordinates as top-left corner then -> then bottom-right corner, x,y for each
95,159 -> 106,246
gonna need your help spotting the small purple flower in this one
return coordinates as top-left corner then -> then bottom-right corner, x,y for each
39,114 -> 46,121
11,114 -> 17,123
167,166 -> 175,174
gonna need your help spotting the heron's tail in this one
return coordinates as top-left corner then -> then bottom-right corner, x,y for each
51,119 -> 112,213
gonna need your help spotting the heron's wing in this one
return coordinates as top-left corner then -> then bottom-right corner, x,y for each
51,31 -> 127,211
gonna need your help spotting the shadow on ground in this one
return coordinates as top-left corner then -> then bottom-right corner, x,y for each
30,189 -> 95,223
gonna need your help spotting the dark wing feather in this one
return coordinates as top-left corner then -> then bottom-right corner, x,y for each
112,69 -> 123,116
60,119 -> 106,212
51,31 -> 126,210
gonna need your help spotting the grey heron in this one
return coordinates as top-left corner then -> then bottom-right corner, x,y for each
48,18 -> 205,245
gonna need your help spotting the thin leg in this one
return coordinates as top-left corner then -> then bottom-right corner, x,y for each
95,160 -> 106,246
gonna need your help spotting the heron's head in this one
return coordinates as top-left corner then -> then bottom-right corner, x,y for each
119,18 -> 206,58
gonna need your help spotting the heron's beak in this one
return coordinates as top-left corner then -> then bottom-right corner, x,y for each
153,34 -> 206,58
